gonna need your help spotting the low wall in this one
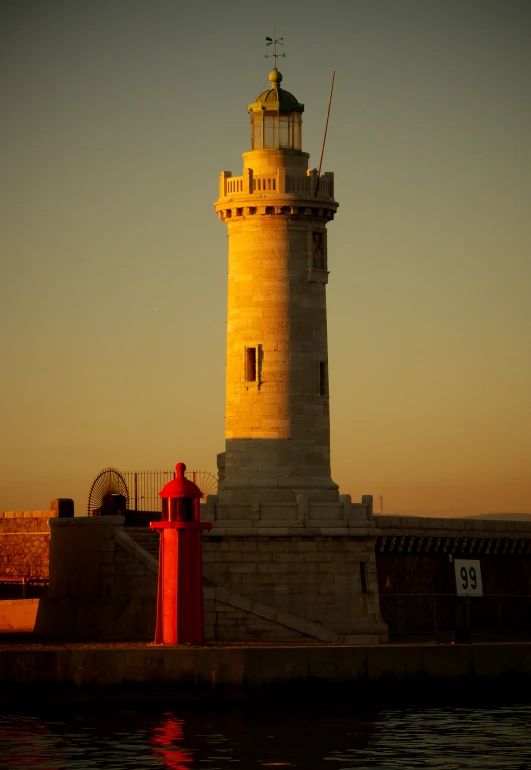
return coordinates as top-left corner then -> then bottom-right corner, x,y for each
0,642 -> 530,700
0,599 -> 39,632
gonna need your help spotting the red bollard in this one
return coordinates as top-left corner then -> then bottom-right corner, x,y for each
150,462 -> 212,645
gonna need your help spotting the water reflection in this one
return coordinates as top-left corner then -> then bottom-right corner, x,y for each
0,716 -> 58,769
150,715 -> 194,769
0,701 -> 529,769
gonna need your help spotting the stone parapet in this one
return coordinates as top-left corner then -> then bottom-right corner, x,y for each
48,515 -> 124,528
374,515 -> 531,537
203,495 -> 374,527
374,515 -> 531,557
0,511 -> 54,520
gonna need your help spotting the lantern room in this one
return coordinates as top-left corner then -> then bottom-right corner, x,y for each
159,462 -> 202,523
248,69 -> 304,151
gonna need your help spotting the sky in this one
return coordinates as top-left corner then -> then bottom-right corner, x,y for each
1,0 -> 530,517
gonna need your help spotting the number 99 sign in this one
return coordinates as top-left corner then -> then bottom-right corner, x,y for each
454,559 -> 483,596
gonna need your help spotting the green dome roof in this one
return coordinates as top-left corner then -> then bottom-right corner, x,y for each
248,70 -> 304,114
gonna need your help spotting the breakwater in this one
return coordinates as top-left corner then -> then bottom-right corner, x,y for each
1,641 -> 530,701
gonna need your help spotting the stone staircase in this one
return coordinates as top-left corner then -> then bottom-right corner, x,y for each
124,528 -> 160,560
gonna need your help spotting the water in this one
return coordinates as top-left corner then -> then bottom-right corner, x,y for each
0,701 -> 530,769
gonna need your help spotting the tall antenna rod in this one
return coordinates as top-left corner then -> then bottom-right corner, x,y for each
315,70 -> 335,197
265,22 -> 286,69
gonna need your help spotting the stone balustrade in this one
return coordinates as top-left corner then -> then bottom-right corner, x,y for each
219,169 -> 334,200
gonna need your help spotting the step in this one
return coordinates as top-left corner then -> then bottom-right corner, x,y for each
124,528 -> 160,559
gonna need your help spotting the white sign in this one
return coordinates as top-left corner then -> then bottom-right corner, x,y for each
454,559 -> 483,597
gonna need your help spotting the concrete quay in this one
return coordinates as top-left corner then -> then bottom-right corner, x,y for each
1,641 -> 530,702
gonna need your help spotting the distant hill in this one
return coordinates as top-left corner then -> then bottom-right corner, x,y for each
460,512 -> 531,522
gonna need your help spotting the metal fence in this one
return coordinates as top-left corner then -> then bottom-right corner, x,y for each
121,470 -> 218,512
379,593 -> 531,636
0,571 -> 49,600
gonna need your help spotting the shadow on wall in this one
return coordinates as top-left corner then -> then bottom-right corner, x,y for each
34,516 -> 157,640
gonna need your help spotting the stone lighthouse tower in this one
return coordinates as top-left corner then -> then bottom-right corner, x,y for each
205,64 -> 387,644
215,68 -> 339,507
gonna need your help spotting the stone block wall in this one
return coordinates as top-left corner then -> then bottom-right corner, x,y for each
202,585 -> 379,644
204,586 -> 305,643
113,529 -> 158,599
202,530 -> 386,638
0,511 -> 57,582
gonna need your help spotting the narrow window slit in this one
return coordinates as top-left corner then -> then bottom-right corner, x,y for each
245,348 -> 257,382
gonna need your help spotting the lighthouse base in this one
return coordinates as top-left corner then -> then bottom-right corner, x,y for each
200,492 -> 388,642
216,444 -> 340,506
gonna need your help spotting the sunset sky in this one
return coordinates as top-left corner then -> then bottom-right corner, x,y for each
1,0 -> 530,516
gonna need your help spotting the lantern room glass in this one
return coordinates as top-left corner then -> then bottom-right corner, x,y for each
251,111 -> 302,151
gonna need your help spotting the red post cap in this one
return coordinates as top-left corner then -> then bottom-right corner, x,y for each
159,462 -> 202,499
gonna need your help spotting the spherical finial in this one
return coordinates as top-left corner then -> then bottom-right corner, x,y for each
175,462 -> 186,477
269,69 -> 283,87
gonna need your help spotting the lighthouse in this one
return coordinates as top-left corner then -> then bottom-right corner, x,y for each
205,60 -> 387,644
215,67 -> 339,507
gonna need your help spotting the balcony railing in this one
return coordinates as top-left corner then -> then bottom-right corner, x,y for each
219,169 -> 334,200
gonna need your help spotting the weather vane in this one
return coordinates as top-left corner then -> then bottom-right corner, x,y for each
265,25 -> 286,68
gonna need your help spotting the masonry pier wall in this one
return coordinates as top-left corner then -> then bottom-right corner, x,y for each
1,642 -> 531,702
22,510 -> 531,644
